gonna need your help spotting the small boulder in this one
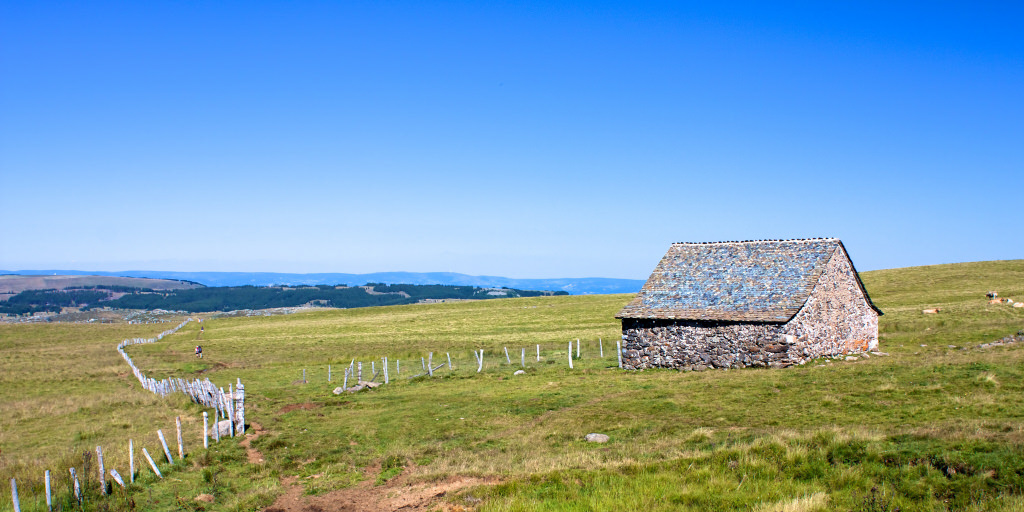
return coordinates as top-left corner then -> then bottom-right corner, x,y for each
585,433 -> 610,443
513,370 -> 525,375
195,494 -> 214,503
333,387 -> 344,395
844,356 -> 859,361
210,420 -> 232,438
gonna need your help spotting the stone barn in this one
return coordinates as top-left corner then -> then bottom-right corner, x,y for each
616,238 -> 882,370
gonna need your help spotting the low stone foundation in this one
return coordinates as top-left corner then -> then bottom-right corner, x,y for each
620,318 -> 873,370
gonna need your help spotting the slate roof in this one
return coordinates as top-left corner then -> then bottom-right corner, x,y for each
616,238 -> 878,322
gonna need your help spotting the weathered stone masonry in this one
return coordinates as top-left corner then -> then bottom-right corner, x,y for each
618,239 -> 881,370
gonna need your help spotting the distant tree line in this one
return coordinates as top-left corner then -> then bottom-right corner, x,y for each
0,289 -> 111,315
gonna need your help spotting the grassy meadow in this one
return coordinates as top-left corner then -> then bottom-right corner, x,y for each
1,260 -> 1024,511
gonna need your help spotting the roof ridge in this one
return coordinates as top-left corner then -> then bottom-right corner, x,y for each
672,238 -> 838,245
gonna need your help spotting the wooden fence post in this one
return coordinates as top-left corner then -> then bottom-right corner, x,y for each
96,446 -> 107,495
176,416 -> 184,460
302,369 -> 306,384
343,367 -> 349,391
568,342 -> 573,369
129,439 -> 134,483
110,469 -> 126,488
576,339 -> 580,359
157,430 -> 173,464
383,357 -> 389,384
142,448 -> 162,478
69,468 -> 81,503
358,362 -> 363,382
236,384 -> 246,436
420,357 -> 425,371
203,412 -> 209,449
10,478 -> 20,512
227,388 -> 236,438
45,470 -> 52,511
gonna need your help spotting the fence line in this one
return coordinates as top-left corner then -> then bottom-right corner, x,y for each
321,337 -> 624,393
116,318 -> 245,436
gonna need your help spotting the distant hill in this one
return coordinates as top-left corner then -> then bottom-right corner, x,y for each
0,274 -> 202,295
0,270 -> 644,295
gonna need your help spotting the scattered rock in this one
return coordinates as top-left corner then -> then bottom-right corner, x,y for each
513,370 -> 525,375
210,420 -> 232,438
332,387 -> 344,395
920,344 -> 928,347
844,356 -> 859,361
869,352 -> 889,356
195,494 -> 214,503
584,433 -> 610,443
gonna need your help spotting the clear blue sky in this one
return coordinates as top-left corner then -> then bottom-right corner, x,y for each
1,1 -> 1021,279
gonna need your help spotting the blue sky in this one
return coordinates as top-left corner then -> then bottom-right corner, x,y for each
1,1 -> 1021,279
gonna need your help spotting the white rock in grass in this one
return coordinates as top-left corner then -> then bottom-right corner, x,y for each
210,420 -> 232,438
513,370 -> 525,376
585,433 -> 609,443
333,387 -> 344,395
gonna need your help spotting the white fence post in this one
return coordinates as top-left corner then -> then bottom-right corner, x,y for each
129,439 -> 135,483
235,384 -> 245,436
328,364 -> 331,382
477,350 -> 484,373
600,338 -> 603,357
447,353 -> 452,370
142,448 -> 163,478
568,342 -> 573,369
576,339 -> 580,359
69,468 -> 81,504
96,446 -> 106,494
203,412 -> 209,449
521,348 -> 525,367
10,478 -> 20,512
110,469 -> 126,488
504,347 -> 511,364
537,344 -> 540,362
176,416 -> 184,460
45,470 -> 52,511
158,429 -> 173,464
617,339 -> 623,368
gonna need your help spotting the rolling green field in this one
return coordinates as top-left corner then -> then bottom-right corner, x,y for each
2,260 -> 1024,511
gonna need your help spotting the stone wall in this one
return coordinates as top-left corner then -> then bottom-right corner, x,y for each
782,246 -> 879,356
620,318 -> 788,370
620,247 -> 880,370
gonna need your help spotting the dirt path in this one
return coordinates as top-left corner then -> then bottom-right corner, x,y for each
263,468 -> 495,512
248,420 -> 494,511
240,421 -> 267,463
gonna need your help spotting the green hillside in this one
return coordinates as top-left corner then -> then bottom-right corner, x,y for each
2,260 -> 1023,511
